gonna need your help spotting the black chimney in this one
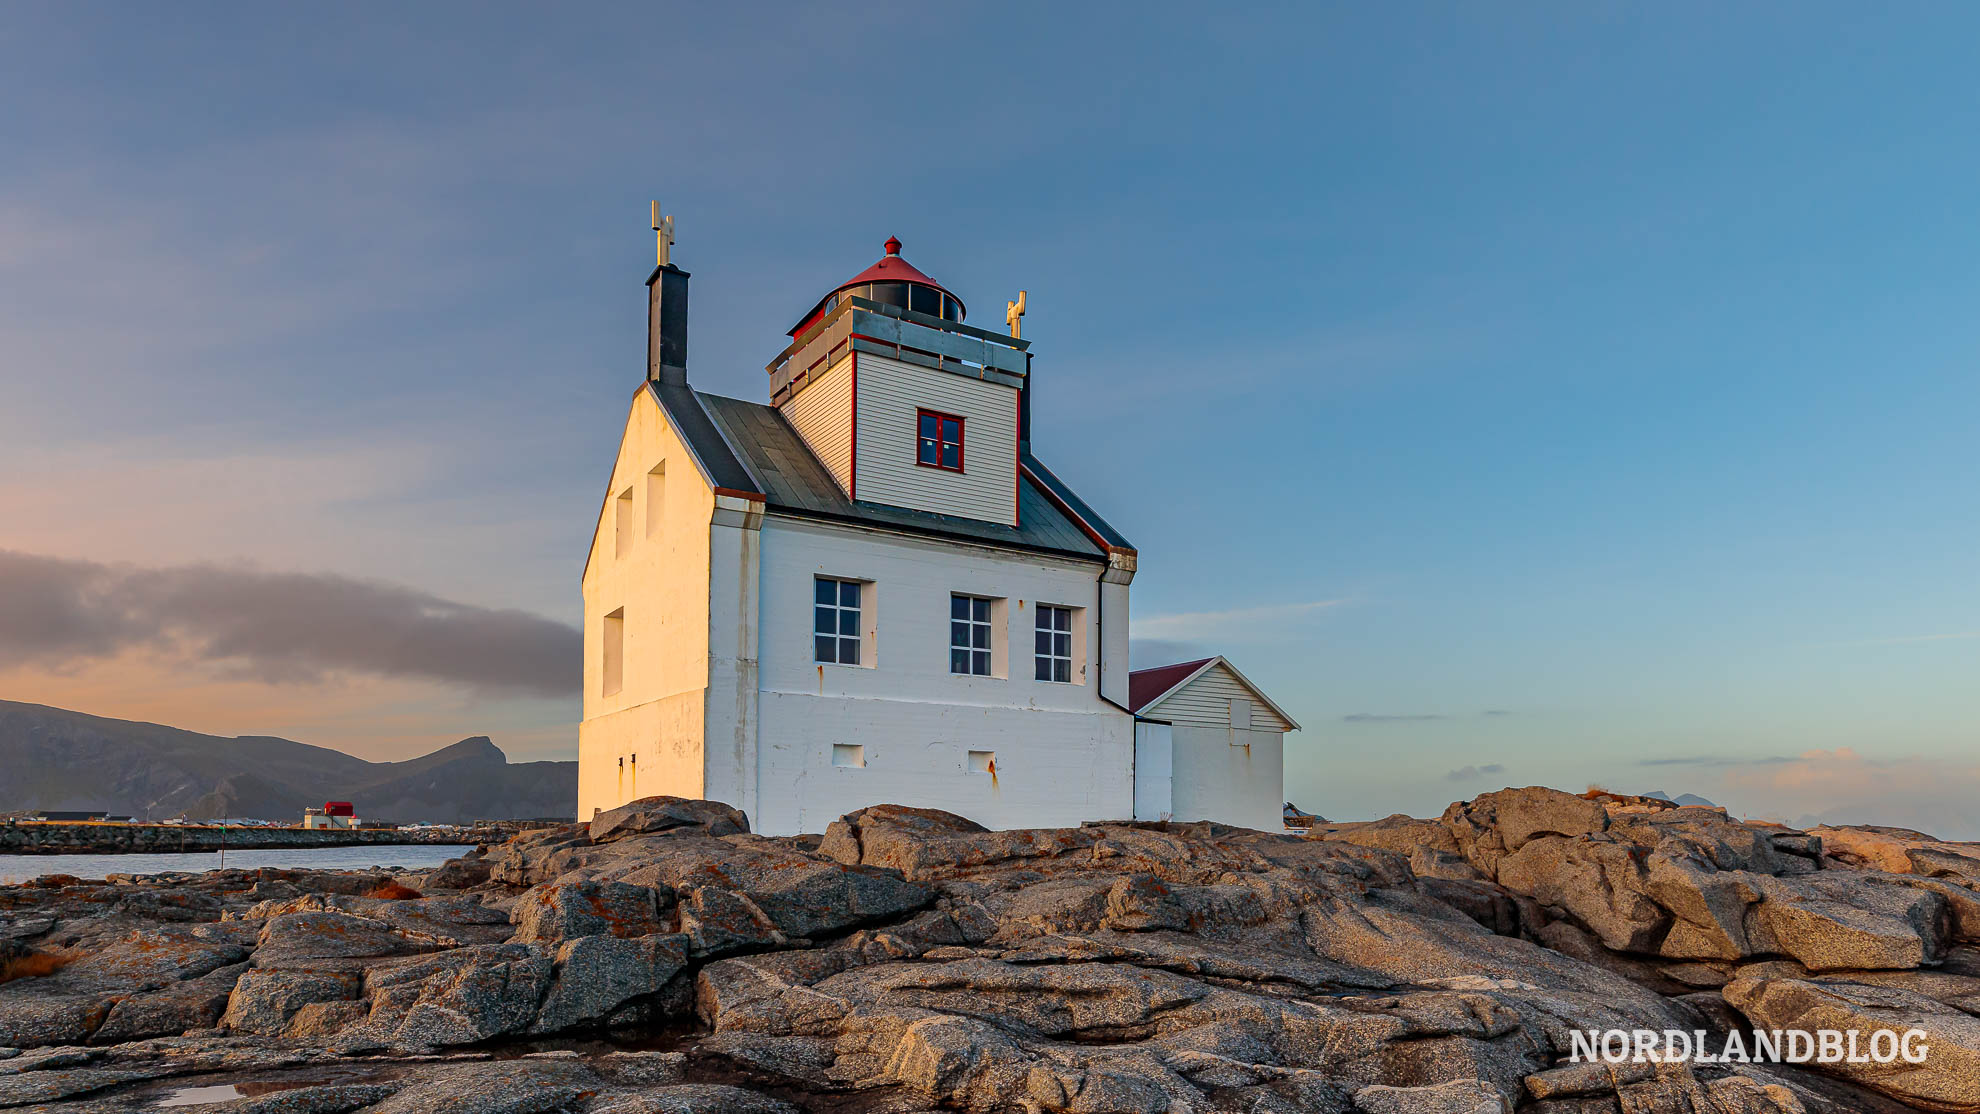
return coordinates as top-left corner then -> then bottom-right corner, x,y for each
647,263 -> 689,385
1018,351 -> 1033,451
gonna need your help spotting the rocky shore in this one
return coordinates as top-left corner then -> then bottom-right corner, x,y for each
1,788 -> 1976,1113
0,824 -> 475,856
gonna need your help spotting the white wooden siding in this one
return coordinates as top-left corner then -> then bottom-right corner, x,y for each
852,353 -> 1017,525
780,354 -> 853,495
753,515 -> 1133,834
1145,663 -> 1293,733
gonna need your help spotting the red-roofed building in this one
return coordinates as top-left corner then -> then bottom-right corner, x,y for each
302,802 -> 361,829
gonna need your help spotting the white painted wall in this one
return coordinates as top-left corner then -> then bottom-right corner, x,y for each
701,493 -> 764,823
1167,725 -> 1283,831
578,387 -> 733,821
752,514 -> 1132,835
1133,721 -> 1173,821
852,353 -> 1018,525
779,354 -> 853,495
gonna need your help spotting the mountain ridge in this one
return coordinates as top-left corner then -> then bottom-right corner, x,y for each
0,699 -> 574,823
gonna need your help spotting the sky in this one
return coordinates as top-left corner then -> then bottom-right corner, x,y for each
4,3 -> 1979,836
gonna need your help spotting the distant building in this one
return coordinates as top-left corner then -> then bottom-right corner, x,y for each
29,811 -> 131,822
1282,801 -> 1324,834
302,801 -> 358,830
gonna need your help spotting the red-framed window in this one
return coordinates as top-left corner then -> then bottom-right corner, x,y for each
916,409 -> 964,472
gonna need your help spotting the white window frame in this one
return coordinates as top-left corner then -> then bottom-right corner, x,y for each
1035,604 -> 1074,683
815,577 -> 863,666
950,594 -> 993,676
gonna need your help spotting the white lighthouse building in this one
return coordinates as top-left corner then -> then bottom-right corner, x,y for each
579,235 -> 1143,836
579,231 -> 1296,836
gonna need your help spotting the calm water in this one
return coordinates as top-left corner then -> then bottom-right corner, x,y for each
0,843 -> 471,885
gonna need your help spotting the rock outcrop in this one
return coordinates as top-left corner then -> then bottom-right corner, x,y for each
0,790 -> 1975,1112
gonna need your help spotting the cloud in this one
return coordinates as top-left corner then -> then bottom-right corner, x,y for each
1636,755 -> 1796,768
1132,599 -> 1345,641
0,549 -> 577,698
1819,631 -> 1980,648
1128,639 -> 1216,671
1445,764 -> 1506,782
1341,709 -> 1512,723
1716,748 -> 1980,841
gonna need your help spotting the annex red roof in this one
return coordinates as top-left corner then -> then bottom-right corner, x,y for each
787,236 -> 965,336
1128,658 -> 1215,714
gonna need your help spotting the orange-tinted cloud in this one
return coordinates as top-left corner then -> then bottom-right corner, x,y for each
1716,747 -> 1980,841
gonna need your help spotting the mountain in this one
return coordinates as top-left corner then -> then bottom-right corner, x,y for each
0,699 -> 575,823
1643,789 -> 1719,809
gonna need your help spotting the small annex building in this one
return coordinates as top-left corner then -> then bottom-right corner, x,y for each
1127,656 -> 1300,832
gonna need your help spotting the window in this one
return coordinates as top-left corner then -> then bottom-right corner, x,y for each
814,577 -> 862,665
917,410 -> 964,472
842,284 -> 964,323
867,281 -> 910,310
645,462 -> 666,539
602,609 -> 624,696
832,744 -> 865,769
951,595 -> 992,675
1035,605 -> 1073,683
1230,698 -> 1253,731
614,487 -> 634,558
909,284 -> 942,317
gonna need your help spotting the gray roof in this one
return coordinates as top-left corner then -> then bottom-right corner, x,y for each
652,383 -> 1125,562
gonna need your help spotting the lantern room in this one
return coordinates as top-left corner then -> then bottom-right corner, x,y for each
788,236 -> 966,337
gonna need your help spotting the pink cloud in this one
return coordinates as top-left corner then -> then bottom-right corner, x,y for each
1717,747 -> 1980,840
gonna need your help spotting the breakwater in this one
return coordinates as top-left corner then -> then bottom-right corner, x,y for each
0,821 -> 479,855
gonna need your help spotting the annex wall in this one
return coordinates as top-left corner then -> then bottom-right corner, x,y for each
1168,724 -> 1283,831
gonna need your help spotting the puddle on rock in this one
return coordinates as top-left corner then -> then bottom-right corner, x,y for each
153,1084 -> 249,1107
148,1076 -> 332,1108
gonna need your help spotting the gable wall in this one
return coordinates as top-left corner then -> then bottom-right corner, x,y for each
1147,662 -> 1293,733
577,389 -> 718,819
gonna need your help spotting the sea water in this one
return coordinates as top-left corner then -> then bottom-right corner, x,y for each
0,843 -> 469,885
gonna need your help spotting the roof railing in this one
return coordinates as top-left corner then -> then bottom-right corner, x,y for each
767,296 -> 1028,406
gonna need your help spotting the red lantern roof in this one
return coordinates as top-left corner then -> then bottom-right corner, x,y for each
788,236 -> 965,336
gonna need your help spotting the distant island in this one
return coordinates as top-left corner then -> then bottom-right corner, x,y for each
1644,788 -> 1718,809
0,699 -> 575,824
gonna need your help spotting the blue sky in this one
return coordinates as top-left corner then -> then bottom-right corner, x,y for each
4,4 -> 1978,835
